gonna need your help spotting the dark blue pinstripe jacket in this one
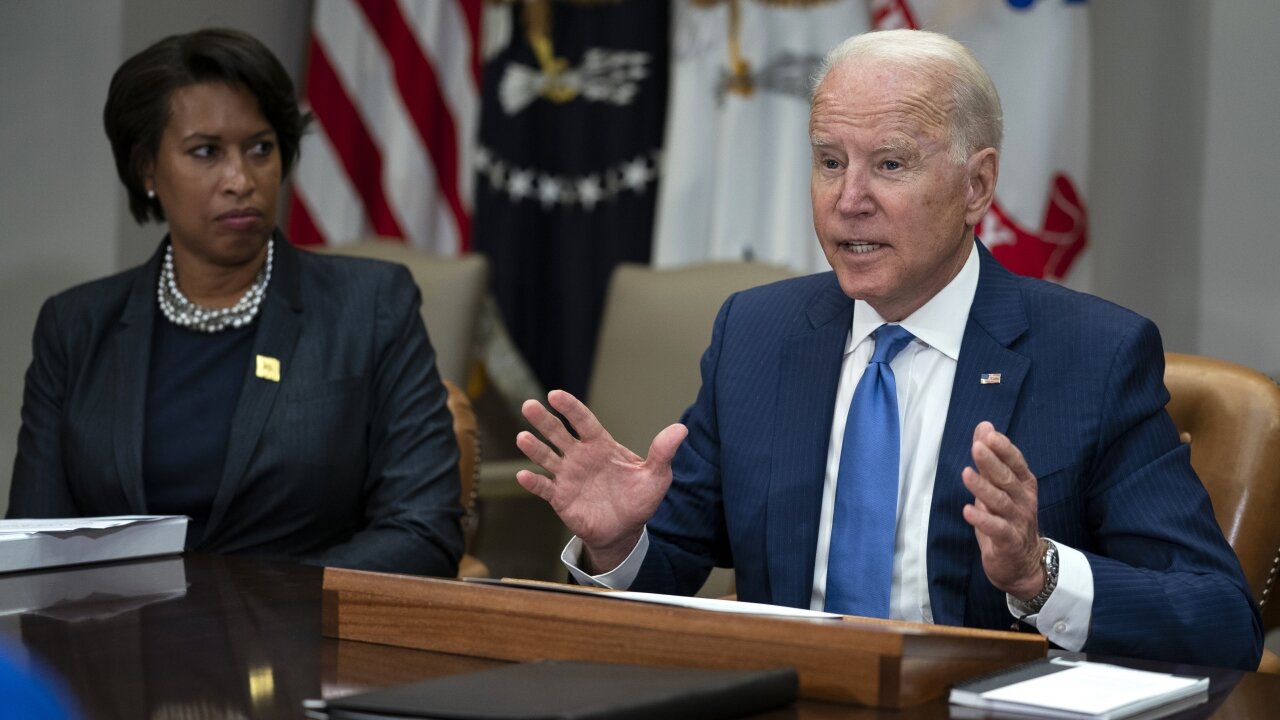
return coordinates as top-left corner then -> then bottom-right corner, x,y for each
635,242 -> 1262,670
9,237 -> 464,577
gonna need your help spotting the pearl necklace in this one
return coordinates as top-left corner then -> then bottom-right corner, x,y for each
157,239 -> 273,333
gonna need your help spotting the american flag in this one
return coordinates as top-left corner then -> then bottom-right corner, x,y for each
287,0 -> 482,254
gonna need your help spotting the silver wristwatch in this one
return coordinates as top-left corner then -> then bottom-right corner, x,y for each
1017,538 -> 1059,616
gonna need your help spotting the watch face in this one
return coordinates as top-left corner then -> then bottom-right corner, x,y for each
1044,541 -> 1059,572
1023,540 -> 1058,613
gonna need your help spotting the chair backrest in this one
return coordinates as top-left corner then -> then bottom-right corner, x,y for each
315,239 -> 488,387
444,378 -> 488,578
1164,352 -> 1280,630
587,261 -> 797,457
583,261 -> 797,598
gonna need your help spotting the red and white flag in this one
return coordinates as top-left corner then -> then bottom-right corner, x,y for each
287,0 -> 482,254
655,0 -> 1090,285
873,0 -> 1091,285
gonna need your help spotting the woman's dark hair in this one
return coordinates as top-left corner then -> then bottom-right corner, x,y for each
103,28 -> 309,223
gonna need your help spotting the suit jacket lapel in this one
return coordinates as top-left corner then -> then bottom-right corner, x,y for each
928,244 -> 1030,626
201,235 -> 304,543
111,246 -> 165,514
766,277 -> 853,608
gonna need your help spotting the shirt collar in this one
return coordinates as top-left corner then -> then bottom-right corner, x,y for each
847,242 -> 980,361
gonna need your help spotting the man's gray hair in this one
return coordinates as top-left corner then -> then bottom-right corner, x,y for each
812,29 -> 1003,163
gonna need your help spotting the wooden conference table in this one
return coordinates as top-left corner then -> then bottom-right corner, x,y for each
2,553 -> 1277,719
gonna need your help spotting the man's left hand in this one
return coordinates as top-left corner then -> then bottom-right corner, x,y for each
962,421 -> 1045,601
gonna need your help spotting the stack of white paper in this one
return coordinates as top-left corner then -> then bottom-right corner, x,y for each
950,657 -> 1209,720
0,515 -> 188,574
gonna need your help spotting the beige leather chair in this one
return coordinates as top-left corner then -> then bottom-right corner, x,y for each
477,261 -> 797,589
1163,352 -> 1280,671
584,261 -> 800,455
314,239 -> 488,387
481,261 -> 798,486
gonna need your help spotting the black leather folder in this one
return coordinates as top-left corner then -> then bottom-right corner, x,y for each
320,659 -> 798,720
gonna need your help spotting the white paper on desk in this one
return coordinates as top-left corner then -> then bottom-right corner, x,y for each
981,659 -> 1208,719
0,516 -> 168,534
604,590 -> 841,619
0,515 -> 188,574
469,578 -> 841,619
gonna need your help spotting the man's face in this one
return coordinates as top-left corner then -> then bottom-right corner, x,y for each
810,61 -> 996,321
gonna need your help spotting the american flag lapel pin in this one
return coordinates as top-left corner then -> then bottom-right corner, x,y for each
979,372 -> 1002,385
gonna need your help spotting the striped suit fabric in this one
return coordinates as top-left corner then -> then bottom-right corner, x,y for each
633,242 -> 1262,671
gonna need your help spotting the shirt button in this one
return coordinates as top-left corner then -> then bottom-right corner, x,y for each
1054,621 -> 1068,634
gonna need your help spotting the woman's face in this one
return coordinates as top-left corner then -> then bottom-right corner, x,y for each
146,82 -> 280,269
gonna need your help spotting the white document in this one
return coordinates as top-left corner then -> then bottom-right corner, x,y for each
0,517 -> 166,533
465,577 -> 842,619
0,515 -> 188,574
950,657 -> 1209,720
601,589 -> 841,619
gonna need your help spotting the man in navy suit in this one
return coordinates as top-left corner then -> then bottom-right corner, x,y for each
515,29 -> 1262,670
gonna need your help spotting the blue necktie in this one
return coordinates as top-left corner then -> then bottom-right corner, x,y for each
825,324 -> 915,617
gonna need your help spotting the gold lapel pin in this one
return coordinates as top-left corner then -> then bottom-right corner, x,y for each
979,373 -> 1002,385
255,355 -> 281,383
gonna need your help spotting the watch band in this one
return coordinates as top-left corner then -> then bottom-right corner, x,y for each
1017,538 -> 1059,616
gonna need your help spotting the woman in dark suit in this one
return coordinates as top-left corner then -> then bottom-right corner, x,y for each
7,28 -> 463,577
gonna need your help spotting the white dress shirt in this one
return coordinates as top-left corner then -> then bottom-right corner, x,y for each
565,244 -> 1093,650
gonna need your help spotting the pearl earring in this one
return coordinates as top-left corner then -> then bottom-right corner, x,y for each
147,189 -> 156,199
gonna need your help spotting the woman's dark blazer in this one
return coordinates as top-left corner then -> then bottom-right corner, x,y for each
8,233 -> 464,576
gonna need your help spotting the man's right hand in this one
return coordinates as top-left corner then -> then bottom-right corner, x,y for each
515,390 -> 688,574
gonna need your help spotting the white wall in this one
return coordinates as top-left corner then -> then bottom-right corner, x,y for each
0,0 -> 125,518
1088,0 -> 1280,379
1089,0 -> 1208,356
2,2 -> 1279,514
1197,2 -> 1280,377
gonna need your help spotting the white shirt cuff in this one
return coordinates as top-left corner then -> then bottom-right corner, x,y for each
1006,540 -> 1093,651
562,527 -> 650,590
